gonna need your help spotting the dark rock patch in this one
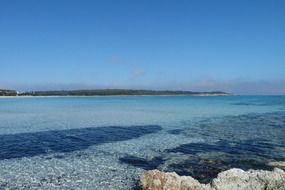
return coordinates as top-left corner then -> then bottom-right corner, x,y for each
167,129 -> 183,135
119,155 -> 164,170
0,125 -> 162,160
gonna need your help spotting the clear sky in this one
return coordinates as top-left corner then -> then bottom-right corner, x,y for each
0,0 -> 285,94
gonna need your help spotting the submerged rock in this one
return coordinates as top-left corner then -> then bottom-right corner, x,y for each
268,161 -> 285,168
140,168 -> 285,190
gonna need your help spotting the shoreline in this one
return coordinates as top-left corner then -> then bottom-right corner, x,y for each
0,94 -> 232,98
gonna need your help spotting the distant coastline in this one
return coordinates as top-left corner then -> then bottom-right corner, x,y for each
0,89 -> 231,97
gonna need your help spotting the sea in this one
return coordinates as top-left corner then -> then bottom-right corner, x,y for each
0,96 -> 284,189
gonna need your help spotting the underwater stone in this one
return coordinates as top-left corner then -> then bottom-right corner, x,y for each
268,161 -> 285,168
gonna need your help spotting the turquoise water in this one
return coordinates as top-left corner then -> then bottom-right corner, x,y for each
0,96 -> 284,189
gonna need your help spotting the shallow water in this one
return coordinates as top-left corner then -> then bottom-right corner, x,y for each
0,96 -> 284,189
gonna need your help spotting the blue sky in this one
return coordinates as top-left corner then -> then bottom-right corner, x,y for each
0,0 -> 285,94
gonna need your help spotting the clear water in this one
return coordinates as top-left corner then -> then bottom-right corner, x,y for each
0,96 -> 284,189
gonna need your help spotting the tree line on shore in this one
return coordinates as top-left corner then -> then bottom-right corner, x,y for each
0,89 -> 230,96
0,89 -> 17,96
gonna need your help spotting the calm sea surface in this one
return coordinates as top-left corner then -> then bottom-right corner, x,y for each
0,96 -> 284,189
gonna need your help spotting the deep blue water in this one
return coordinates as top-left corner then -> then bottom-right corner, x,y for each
0,96 -> 284,189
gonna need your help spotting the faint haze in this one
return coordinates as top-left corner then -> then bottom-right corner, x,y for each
2,78 -> 285,95
162,78 -> 285,95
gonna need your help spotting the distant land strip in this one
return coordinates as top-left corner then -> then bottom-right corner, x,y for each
0,89 -> 231,96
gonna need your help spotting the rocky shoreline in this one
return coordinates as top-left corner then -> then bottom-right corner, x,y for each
140,168 -> 285,190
